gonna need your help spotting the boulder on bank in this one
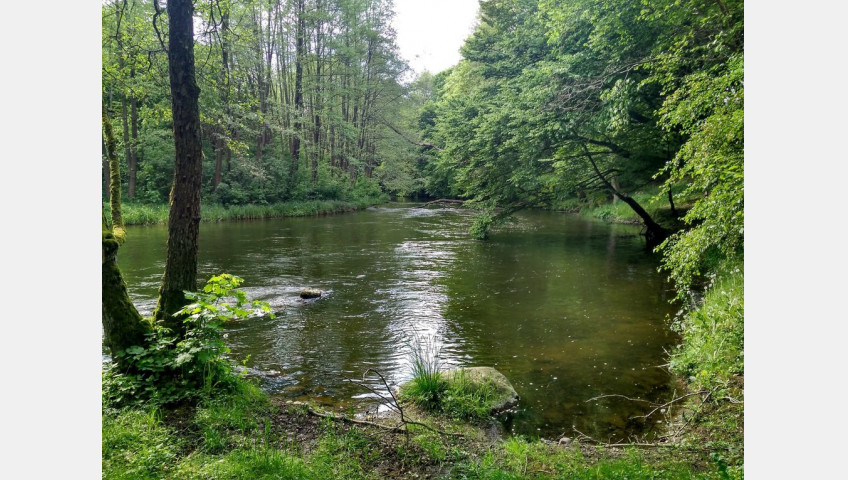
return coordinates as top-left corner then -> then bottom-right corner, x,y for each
441,367 -> 519,413
398,366 -> 519,414
299,288 -> 322,299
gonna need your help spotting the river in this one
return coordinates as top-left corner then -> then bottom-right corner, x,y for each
118,203 -> 678,440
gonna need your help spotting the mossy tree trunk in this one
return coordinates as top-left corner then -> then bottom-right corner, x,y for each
153,0 -> 204,337
102,109 -> 150,360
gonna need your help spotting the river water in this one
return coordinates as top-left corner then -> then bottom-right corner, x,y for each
118,203 -> 679,440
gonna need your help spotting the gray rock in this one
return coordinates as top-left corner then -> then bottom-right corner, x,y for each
299,288 -> 322,299
558,437 -> 573,446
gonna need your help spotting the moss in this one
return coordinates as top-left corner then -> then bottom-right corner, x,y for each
102,254 -> 151,357
102,107 -> 124,231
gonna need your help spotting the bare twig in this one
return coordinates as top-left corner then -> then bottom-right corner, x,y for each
629,391 -> 709,421
585,394 -> 655,405
346,368 -> 464,437
152,0 -> 168,54
572,427 -> 670,448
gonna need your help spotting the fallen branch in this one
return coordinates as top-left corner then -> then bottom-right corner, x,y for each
585,394 -> 655,405
285,400 -> 406,433
585,390 -> 710,421
628,390 -> 710,421
417,199 -> 465,208
571,427 -> 669,448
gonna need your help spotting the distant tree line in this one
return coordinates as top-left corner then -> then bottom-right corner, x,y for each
102,0 -> 423,206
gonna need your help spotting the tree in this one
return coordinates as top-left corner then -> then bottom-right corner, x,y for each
152,0 -> 205,336
102,108 -> 150,362
417,0 -> 705,246
645,0 -> 744,293
102,0 -> 204,357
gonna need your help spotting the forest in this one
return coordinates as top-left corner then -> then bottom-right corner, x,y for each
101,0 -> 744,478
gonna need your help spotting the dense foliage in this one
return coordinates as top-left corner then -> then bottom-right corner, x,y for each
418,0 -> 744,283
102,0 -> 424,206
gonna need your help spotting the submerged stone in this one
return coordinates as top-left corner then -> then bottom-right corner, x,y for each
299,288 -> 322,299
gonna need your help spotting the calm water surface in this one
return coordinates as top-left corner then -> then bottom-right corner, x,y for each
119,204 -> 678,440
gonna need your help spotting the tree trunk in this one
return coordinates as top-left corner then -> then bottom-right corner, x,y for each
102,225 -> 149,357
102,108 -> 149,360
214,6 -> 230,190
154,0 -> 204,336
668,187 -> 678,218
129,75 -> 139,198
582,145 -> 668,249
103,136 -> 110,199
121,93 -> 132,196
290,0 -> 305,177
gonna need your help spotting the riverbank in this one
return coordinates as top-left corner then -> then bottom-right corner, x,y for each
106,195 -> 388,226
103,379 -> 741,479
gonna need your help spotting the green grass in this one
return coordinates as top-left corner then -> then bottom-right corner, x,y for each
438,370 -> 499,421
448,437 -> 738,479
102,408 -> 181,480
670,261 -> 744,393
106,196 -> 387,226
401,338 -> 448,410
103,378 -> 742,480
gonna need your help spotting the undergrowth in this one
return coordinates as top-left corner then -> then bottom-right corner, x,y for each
669,260 -> 744,394
102,274 -> 273,408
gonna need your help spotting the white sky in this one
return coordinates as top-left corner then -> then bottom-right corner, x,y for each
392,0 -> 480,75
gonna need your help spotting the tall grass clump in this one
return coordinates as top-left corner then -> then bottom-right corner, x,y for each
401,336 -> 447,410
399,336 -> 501,421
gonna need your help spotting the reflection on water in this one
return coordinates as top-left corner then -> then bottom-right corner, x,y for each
118,204 -> 678,439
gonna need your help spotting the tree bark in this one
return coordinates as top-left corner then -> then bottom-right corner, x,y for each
102,107 -> 149,360
290,0 -> 305,177
154,0 -> 204,336
129,75 -> 138,198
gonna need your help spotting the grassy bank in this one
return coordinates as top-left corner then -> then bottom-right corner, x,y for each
103,385 -> 740,480
106,195 -> 388,226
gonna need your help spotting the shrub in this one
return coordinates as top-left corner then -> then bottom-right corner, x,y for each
103,274 -> 273,407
